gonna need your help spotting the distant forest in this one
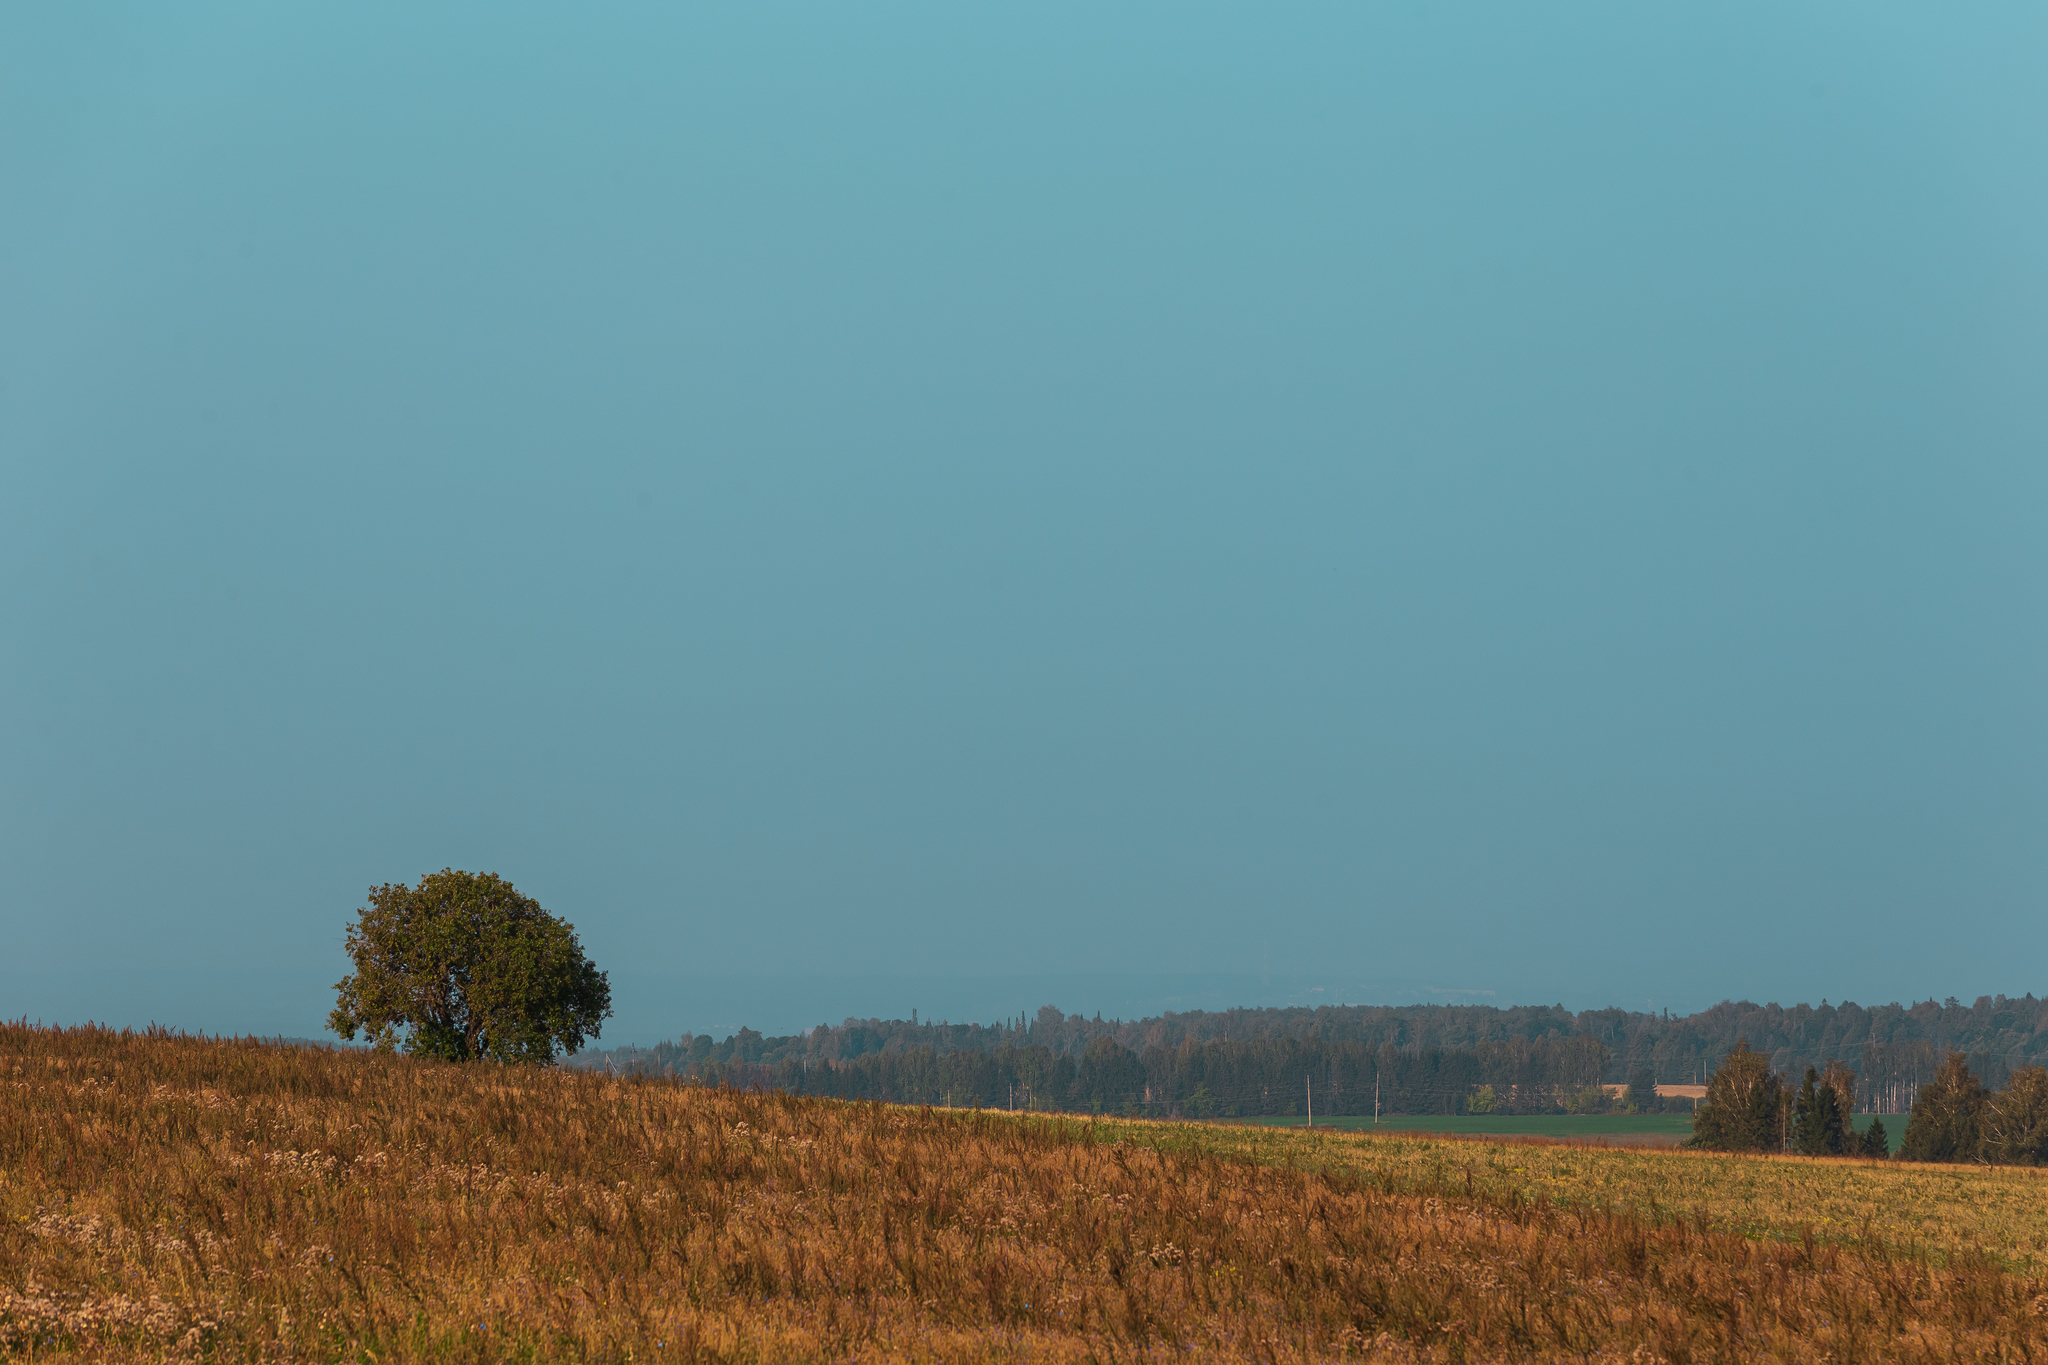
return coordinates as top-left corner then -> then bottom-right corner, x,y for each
567,995 -> 2044,1118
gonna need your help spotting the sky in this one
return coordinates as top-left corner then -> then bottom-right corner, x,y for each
4,3 -> 2046,1046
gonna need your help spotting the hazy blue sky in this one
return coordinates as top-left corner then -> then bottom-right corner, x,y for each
5,3 -> 2045,1045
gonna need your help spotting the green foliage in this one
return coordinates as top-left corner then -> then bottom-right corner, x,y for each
1688,1040 -> 1786,1152
583,993 -> 2048,1123
1562,1084 -> 1612,1115
1793,1066 -> 1850,1156
1625,1067 -> 1657,1113
634,1028 -> 1616,1118
1859,1115 -> 1890,1158
578,1012 -> 2048,1166
1792,1068 -> 1822,1153
1901,1051 -> 1989,1163
1071,1036 -> 1146,1113
1980,1065 -> 2048,1166
329,869 -> 611,1063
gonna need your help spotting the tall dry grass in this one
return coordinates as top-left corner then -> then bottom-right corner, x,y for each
3,1022 -> 2045,1362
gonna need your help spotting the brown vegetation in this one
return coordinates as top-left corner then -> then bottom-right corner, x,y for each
4,1023 -> 2046,1362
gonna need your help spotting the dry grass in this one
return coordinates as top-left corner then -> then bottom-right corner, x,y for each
5,1025 -> 2048,1363
1098,1120 -> 2048,1274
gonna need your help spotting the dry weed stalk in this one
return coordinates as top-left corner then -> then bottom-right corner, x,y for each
2,1023 -> 2042,1362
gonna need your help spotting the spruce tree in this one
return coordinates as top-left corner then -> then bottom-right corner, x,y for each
1793,1067 -> 1850,1155
1793,1067 -> 1825,1155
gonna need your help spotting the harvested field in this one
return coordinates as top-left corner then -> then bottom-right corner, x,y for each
4,1023 -> 2047,1362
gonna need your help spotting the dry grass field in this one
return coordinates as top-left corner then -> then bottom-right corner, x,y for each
1107,1120 -> 2048,1275
5,1024 -> 2048,1363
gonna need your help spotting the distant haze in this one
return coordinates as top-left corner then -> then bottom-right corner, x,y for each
4,3 -> 2045,1042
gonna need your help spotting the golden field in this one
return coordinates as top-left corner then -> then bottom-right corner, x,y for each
1094,1119 -> 2048,1275
4,1024 -> 2047,1363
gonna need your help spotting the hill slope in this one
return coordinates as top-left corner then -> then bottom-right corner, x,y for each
4,1023 -> 2041,1362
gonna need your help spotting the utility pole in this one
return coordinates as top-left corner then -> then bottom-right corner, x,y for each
1306,1076 -> 1313,1129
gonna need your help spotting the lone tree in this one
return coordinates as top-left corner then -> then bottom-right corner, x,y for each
329,869 -> 611,1063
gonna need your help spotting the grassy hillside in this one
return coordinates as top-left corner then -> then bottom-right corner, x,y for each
1229,1114 -> 1699,1139
1226,1111 -> 1900,1153
4,1025 -> 2045,1362
1098,1119 -> 2048,1274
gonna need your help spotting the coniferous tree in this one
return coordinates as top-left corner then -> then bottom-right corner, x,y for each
1818,1079 -> 1848,1154
1900,1050 -> 1989,1163
1815,1067 -> 1849,1154
1793,1068 -> 1828,1155
1858,1116 -> 1890,1158
1792,1066 -> 1851,1155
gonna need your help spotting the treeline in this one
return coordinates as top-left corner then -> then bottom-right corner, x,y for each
1688,1046 -> 1892,1157
572,993 -> 2048,1115
588,1032 -> 1626,1118
1689,1044 -> 2048,1166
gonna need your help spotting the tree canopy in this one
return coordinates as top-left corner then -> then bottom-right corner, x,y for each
1687,1040 -> 1785,1152
1899,1050 -> 1990,1163
1981,1066 -> 2048,1167
1792,1065 -> 1849,1156
329,869 -> 610,1063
